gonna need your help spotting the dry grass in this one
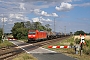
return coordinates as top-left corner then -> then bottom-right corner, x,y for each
44,36 -> 90,60
13,53 -> 37,60
74,35 -> 90,40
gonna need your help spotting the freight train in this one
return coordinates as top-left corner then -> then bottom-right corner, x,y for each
28,30 -> 68,42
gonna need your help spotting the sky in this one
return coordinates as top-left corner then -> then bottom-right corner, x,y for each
0,0 -> 90,33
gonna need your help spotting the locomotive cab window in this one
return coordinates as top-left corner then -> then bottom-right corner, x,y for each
29,32 -> 36,35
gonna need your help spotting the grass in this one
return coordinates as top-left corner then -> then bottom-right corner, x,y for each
43,36 -> 90,60
13,53 -> 37,60
0,40 -> 14,48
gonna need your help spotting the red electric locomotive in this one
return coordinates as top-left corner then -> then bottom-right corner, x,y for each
28,30 -> 47,42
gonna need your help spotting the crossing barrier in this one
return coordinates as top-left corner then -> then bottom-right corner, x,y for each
8,38 -> 17,40
48,46 -> 72,48
48,34 -> 86,56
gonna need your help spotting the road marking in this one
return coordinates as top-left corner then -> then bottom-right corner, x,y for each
15,44 -> 33,48
28,47 -> 57,53
10,41 -> 30,53
40,47 -> 57,53
10,41 -> 57,54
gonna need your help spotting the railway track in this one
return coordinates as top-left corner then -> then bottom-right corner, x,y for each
28,36 -> 70,50
0,48 -> 23,60
17,36 -> 70,53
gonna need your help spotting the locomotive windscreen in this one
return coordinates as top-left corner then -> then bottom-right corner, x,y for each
28,32 -> 36,35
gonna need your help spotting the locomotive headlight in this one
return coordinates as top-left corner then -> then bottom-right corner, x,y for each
33,35 -> 35,37
28,35 -> 31,37
28,35 -> 36,38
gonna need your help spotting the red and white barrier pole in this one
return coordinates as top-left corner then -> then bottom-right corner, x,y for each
48,45 -> 72,48
8,38 -> 17,40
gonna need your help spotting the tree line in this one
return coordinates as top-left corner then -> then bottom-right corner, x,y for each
74,30 -> 90,35
0,21 -> 90,40
11,21 -> 52,39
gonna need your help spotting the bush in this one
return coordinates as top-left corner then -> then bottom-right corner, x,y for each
0,35 -> 1,39
0,40 -> 2,43
0,28 -> 3,40
0,35 -> 2,42
75,38 -> 80,44
83,47 -> 90,55
82,40 -> 90,55
85,49 -> 90,55
20,36 -> 28,40
70,43 -> 74,46
85,40 -> 90,47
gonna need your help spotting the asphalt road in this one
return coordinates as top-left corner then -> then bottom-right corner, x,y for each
9,40 -> 77,60
32,53 -> 77,60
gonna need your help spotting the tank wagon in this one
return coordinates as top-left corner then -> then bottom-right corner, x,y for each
46,31 -> 57,39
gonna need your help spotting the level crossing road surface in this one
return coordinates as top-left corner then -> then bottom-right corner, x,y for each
32,53 -> 77,60
9,40 -> 77,60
